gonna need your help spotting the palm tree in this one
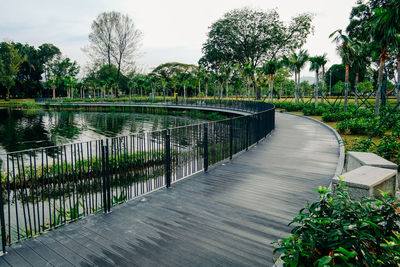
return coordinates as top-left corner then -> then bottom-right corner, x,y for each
369,0 -> 400,115
309,56 -> 327,107
262,61 -> 281,103
243,62 -> 254,100
282,50 -> 309,104
220,63 -> 233,98
319,54 -> 328,104
178,72 -> 191,102
330,30 -> 355,111
352,42 -> 371,106
197,67 -> 205,97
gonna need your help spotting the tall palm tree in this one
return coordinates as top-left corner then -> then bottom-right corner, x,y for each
330,29 -> 355,111
243,62 -> 254,100
319,54 -> 328,104
197,66 -> 205,97
262,61 -> 281,103
369,0 -> 400,115
309,56 -> 327,107
352,42 -> 371,106
220,63 -> 233,98
178,72 -> 191,101
282,50 -> 309,104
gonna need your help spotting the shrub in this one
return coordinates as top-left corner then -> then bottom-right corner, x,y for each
376,135 -> 400,165
274,183 -> 400,266
302,105 -> 327,116
337,118 -> 386,136
322,112 -> 351,122
344,138 -> 373,153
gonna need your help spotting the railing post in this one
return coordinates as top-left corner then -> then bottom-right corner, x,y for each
0,159 -> 7,254
106,139 -> 111,212
101,141 -> 107,213
229,120 -> 233,160
204,124 -> 208,172
246,117 -> 249,151
165,130 -> 171,188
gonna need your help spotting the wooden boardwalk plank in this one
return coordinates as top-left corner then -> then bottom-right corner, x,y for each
1,113 -> 340,266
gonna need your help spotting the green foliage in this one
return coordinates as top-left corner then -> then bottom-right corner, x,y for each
199,7 -> 313,70
337,117 -> 386,136
302,105 -> 328,116
274,183 -> 400,266
376,135 -> 400,165
322,112 -> 351,122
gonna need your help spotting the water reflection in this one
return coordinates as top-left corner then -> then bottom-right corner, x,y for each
0,108 -> 202,155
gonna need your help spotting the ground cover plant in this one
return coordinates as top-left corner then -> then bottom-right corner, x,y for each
274,182 -> 400,266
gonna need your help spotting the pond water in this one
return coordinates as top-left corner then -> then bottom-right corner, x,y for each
0,107 -> 202,155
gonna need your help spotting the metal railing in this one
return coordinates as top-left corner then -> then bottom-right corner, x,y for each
0,100 -> 275,252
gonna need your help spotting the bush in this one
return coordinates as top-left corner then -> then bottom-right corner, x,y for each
337,118 -> 386,136
277,102 -> 305,112
376,135 -> 400,165
302,105 -> 328,116
274,183 -> 400,266
322,112 -> 351,122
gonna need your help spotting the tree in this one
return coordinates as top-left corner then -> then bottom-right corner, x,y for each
178,72 -> 191,101
199,7 -> 313,99
282,49 -> 309,103
85,11 -> 142,96
330,30 -> 355,111
351,42 -> 371,106
0,42 -> 27,99
39,43 -> 61,98
309,55 -> 327,107
262,61 -> 281,103
368,0 -> 400,115
49,55 -> 80,98
319,54 -> 328,104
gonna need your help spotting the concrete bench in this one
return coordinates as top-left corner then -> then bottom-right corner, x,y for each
333,166 -> 397,199
346,151 -> 398,172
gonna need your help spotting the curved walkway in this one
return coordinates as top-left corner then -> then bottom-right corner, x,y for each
0,112 -> 340,267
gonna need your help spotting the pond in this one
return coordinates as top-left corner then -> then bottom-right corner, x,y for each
0,107 -> 203,155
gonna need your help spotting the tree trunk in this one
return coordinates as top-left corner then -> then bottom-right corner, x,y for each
198,79 -> 201,97
205,82 -> 208,97
247,76 -> 250,101
184,83 -> 187,102
226,80 -> 229,98
344,64 -> 349,111
315,70 -> 319,108
294,72 -> 300,104
355,71 -> 359,107
52,87 -> 56,99
375,48 -> 386,117
321,66 -> 325,104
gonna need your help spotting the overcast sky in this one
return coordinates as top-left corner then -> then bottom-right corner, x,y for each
0,0 -> 357,77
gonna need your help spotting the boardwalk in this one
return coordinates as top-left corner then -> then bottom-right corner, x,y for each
0,112 -> 341,266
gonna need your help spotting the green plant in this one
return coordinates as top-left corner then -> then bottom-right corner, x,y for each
322,112 -> 351,122
274,182 -> 400,266
337,118 -> 386,136
376,135 -> 400,165
112,191 -> 127,205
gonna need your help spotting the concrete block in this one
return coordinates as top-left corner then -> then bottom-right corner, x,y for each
346,151 -> 398,187
346,151 -> 398,172
333,166 -> 397,199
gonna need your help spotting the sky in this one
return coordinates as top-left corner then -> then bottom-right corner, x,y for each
0,0 -> 357,78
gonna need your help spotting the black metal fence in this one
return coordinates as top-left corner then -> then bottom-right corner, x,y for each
0,100 -> 274,252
